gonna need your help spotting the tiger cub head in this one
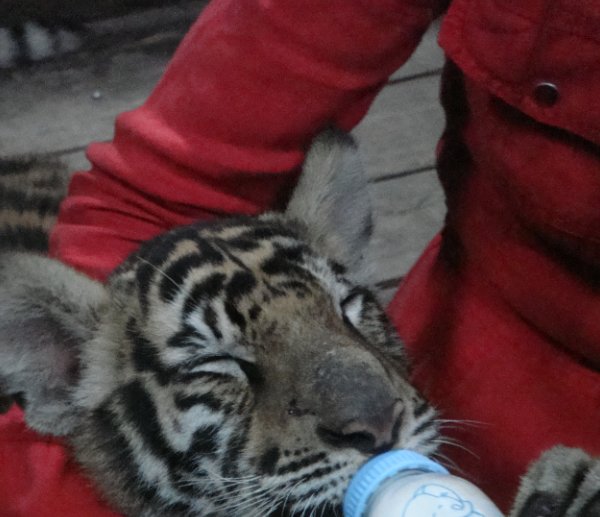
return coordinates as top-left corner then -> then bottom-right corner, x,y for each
0,131 -> 438,516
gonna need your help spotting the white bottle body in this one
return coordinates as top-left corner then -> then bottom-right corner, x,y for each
343,450 -> 504,517
366,470 -> 504,517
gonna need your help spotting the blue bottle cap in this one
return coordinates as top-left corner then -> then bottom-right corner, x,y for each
343,450 -> 449,517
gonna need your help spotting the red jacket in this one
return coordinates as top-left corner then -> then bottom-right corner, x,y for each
2,0 -> 599,514
394,0 -> 600,507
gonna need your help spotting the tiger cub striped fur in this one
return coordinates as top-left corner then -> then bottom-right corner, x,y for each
0,156 -> 68,250
0,132 -> 440,516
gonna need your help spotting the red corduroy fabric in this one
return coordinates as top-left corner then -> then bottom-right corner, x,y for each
2,0 -> 600,514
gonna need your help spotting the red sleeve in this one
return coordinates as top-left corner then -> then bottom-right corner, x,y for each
49,0 -> 435,281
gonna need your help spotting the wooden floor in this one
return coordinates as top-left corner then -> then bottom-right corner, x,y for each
0,2 -> 446,304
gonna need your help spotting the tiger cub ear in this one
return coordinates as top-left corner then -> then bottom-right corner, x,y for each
0,252 -> 107,435
285,129 -> 373,281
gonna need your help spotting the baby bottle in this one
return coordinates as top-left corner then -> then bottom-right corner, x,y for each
344,450 -> 504,517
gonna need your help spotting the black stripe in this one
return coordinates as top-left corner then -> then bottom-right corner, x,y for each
167,324 -> 207,348
278,465 -> 343,511
140,225 -> 201,258
223,236 -> 260,251
221,416 -> 251,478
131,224 -> 206,295
119,380 -> 179,462
119,380 -> 219,480
581,490 -> 600,517
273,244 -> 306,263
0,157 -> 59,176
160,254 -> 214,302
127,318 -> 172,385
261,246 -> 311,278
173,370 -> 234,384
0,227 -> 49,252
225,270 -> 257,301
293,465 -> 336,487
248,304 -> 262,320
270,460 -> 342,494
276,452 -> 328,476
163,501 -> 193,514
182,272 -> 226,316
91,404 -> 161,504
559,462 -> 593,516
234,358 -> 264,387
258,447 -> 280,475
412,418 -> 437,437
0,185 -> 63,214
135,262 -> 154,315
203,305 -> 222,339
236,225 -> 297,242
188,425 -> 219,456
413,400 -> 433,418
329,260 -> 347,276
225,300 -> 246,331
0,158 -> 37,175
183,354 -> 234,371
274,280 -> 311,297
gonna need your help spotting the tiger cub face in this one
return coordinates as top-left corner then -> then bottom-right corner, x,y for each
0,131 -> 438,516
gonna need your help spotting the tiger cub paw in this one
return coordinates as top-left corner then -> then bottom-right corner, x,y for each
510,446 -> 600,517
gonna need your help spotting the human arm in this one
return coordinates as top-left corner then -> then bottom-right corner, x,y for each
49,0 -> 440,280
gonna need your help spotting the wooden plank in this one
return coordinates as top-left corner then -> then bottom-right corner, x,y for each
352,76 -> 444,181
0,49 -> 165,156
366,168 -> 445,286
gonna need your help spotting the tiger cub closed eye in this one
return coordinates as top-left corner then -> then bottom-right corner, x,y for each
0,131 -> 440,516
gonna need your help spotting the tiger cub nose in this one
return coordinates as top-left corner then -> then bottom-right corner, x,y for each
317,399 -> 403,454
312,353 -> 404,454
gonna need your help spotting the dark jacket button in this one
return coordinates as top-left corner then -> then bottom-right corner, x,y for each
533,82 -> 559,107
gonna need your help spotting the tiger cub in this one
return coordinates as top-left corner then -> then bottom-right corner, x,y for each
1,132 -> 598,517
0,131 -> 440,516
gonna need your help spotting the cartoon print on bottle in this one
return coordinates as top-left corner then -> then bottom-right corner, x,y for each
402,484 -> 485,517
